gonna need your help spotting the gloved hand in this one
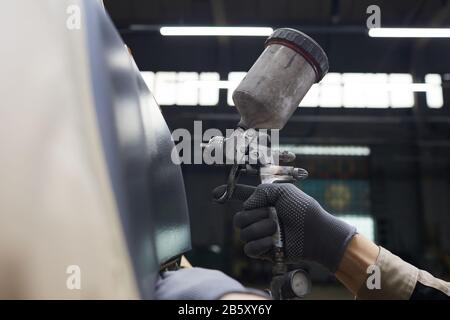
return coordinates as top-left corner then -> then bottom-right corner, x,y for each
212,184 -> 357,273
155,267 -> 268,300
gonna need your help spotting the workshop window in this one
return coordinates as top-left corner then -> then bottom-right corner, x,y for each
142,71 -> 443,109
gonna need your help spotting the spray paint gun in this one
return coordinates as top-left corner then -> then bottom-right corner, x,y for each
206,28 -> 328,299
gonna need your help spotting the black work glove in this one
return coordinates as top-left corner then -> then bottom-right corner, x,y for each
213,183 -> 357,273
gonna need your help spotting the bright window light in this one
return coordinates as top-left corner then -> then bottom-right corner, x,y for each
339,215 -> 375,241
425,74 -> 444,108
142,71 -> 444,109
354,73 -> 389,108
141,71 -> 155,92
176,72 -> 198,106
227,72 -> 246,106
299,84 -> 319,107
154,72 -> 177,105
199,72 -> 220,106
369,28 -> 450,38
389,74 -> 414,108
160,26 -> 273,37
319,73 -> 342,108
343,73 -> 367,108
365,73 -> 389,108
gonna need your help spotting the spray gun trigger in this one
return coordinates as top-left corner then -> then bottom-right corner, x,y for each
215,164 -> 241,203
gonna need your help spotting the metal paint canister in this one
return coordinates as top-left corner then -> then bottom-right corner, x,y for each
233,28 -> 329,129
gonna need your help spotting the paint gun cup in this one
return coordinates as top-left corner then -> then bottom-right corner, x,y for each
233,28 -> 329,130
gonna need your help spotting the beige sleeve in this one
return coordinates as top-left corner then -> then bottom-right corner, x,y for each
357,247 -> 450,299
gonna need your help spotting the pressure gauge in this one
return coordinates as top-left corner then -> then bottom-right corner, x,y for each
289,269 -> 311,298
280,269 -> 311,299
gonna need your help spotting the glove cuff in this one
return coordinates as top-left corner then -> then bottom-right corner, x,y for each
318,214 -> 357,273
303,204 -> 357,273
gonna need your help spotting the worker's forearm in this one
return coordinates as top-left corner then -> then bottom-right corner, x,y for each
334,234 -> 379,295
335,234 -> 450,299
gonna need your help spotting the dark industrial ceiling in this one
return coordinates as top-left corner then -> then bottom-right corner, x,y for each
104,0 -> 450,29
103,0 -> 450,76
103,0 -> 450,109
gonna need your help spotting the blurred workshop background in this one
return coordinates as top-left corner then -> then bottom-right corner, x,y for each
104,0 -> 450,299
